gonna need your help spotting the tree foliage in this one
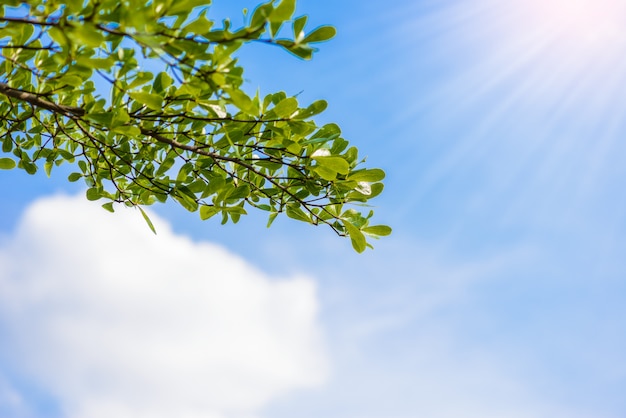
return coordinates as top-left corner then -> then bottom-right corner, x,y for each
0,0 -> 390,252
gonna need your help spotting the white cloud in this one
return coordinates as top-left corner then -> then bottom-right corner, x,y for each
0,195 -> 328,418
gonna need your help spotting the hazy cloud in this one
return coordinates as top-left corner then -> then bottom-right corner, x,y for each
0,195 -> 328,418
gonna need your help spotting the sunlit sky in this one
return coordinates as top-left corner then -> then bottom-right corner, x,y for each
1,0 -> 626,417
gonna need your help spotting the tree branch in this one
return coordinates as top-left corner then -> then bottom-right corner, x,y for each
0,82 -> 85,117
0,16 -> 58,26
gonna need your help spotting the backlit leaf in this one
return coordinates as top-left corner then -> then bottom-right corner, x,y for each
348,168 -> 386,182
342,220 -> 366,253
138,206 -> 157,234
313,156 -> 350,175
129,92 -> 163,111
303,26 -> 336,43
362,225 -> 392,237
0,158 -> 16,170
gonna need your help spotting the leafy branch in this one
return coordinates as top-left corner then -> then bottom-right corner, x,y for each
0,0 -> 391,252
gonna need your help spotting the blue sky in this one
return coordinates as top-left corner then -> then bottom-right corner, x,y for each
1,0 -> 626,417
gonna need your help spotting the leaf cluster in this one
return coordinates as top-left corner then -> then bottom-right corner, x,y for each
0,0 -> 390,252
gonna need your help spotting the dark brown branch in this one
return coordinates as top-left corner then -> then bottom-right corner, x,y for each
0,82 -> 85,117
141,128 -> 255,170
0,16 -> 58,26
0,44 -> 56,51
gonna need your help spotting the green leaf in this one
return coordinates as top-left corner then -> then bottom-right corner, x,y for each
303,26 -> 337,43
342,220 -> 367,253
271,97 -> 298,118
57,74 -> 84,87
112,109 -> 130,126
201,174 -> 226,198
313,165 -> 338,181
69,25 -> 105,48
44,161 -> 53,177
286,45 -> 313,60
348,168 -> 386,182
68,172 -> 82,182
47,26 -> 68,48
1,0 -> 21,6
293,15 -> 307,40
313,156 -> 350,175
362,225 -> 392,237
102,202 -> 115,213
153,72 -> 173,93
167,0 -> 209,15
286,204 -> 310,223
250,2 -> 273,28
269,20 -> 283,38
369,183 -> 385,198
127,72 -> 154,90
84,112 -> 113,127
300,133 -> 339,145
138,206 -> 157,234
295,99 -> 327,119
173,186 -> 199,212
129,92 -> 163,111
267,211 -> 278,228
227,89 -> 258,115
86,188 -> 101,201
112,125 -> 142,136
227,184 -> 251,201
199,205 -> 220,220
21,161 -> 37,175
1,137 -> 12,153
156,156 -> 176,177
184,14 -> 214,35
0,158 -> 16,170
64,0 -> 83,12
224,206 -> 247,215
75,56 -> 114,70
270,0 -> 296,22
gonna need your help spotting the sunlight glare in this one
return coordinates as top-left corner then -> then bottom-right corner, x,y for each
527,0 -> 626,46
399,0 -> 626,216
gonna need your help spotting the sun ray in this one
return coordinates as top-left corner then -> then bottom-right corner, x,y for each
527,0 -> 626,46
394,0 -> 626,226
